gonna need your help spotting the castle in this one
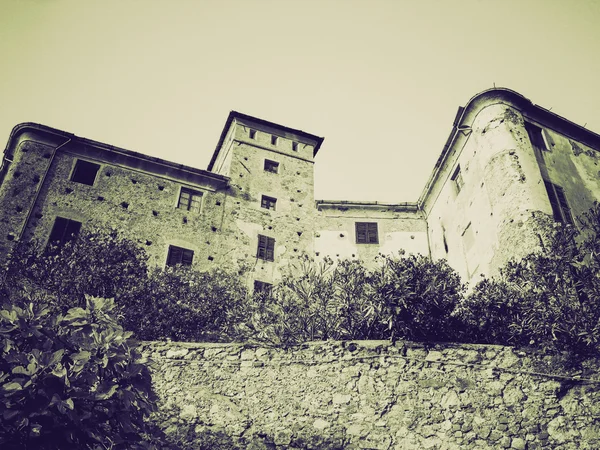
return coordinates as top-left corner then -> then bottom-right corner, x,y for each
1,88 -> 599,290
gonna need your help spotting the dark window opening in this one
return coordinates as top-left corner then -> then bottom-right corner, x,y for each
451,165 -> 464,194
249,129 -> 257,139
264,159 -> 279,174
292,141 -> 298,151
71,160 -> 100,186
166,245 -> 194,267
257,235 -> 275,261
178,188 -> 203,212
525,122 -> 548,151
261,195 -> 277,210
356,222 -> 378,244
544,181 -> 573,225
254,280 -> 272,295
271,135 -> 278,145
48,217 -> 82,247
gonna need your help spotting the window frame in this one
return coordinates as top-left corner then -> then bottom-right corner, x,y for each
70,159 -> 100,186
257,234 -> 275,261
177,187 -> 203,212
292,141 -> 298,151
355,222 -> 379,244
525,121 -> 550,151
249,129 -> 257,139
47,217 -> 82,247
271,135 -> 278,145
260,195 -> 277,210
544,180 -> 574,225
264,159 -> 279,174
254,280 -> 273,295
166,245 -> 194,267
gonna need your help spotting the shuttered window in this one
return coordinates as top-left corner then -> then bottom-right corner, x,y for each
264,159 -> 279,174
356,222 -> 378,244
257,235 -> 275,261
451,165 -> 464,194
178,188 -> 203,212
261,195 -> 277,210
167,245 -> 194,267
544,181 -> 573,225
48,217 -> 82,246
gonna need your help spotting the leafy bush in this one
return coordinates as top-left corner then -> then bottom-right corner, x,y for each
238,254 -> 465,346
120,265 -> 248,342
0,295 -> 156,449
4,228 -> 149,312
458,203 -> 600,354
371,254 -> 465,342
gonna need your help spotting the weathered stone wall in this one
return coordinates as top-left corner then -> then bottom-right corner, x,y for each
143,340 -> 600,449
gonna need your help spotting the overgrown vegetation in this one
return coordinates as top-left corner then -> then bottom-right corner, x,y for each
0,295 -> 156,449
4,205 -> 600,356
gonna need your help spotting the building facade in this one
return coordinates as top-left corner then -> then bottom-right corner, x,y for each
1,88 -> 599,289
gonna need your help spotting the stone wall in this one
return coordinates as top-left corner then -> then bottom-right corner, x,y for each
143,340 -> 600,449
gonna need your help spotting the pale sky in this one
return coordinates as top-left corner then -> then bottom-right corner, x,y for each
1,0 -> 599,202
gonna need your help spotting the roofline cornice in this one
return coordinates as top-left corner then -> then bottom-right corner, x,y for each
208,111 -> 325,172
3,122 -> 230,185
417,87 -> 600,211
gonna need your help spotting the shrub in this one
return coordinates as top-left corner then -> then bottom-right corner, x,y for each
0,295 -> 156,449
120,265 -> 248,342
239,253 -> 465,345
4,228 -> 149,312
460,203 -> 600,354
371,254 -> 465,342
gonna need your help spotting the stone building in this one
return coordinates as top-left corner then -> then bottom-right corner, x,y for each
1,88 -> 599,289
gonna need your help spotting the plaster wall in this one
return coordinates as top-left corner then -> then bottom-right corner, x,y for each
425,104 -> 552,285
315,205 -> 428,264
144,339 -> 600,449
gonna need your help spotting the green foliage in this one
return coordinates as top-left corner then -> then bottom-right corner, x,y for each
238,254 -> 464,346
0,295 -> 156,449
120,265 -> 248,342
372,254 -> 465,342
5,228 -> 149,312
458,203 -> 600,354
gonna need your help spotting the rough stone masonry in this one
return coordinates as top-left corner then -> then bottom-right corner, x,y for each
142,340 -> 600,449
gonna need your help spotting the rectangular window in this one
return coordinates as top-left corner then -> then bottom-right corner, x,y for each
525,122 -> 549,151
292,141 -> 298,151
254,280 -> 272,295
462,222 -> 475,251
166,245 -> 194,267
264,159 -> 279,174
48,217 -> 82,246
257,235 -> 275,261
178,187 -> 203,212
261,195 -> 277,210
249,129 -> 256,139
356,222 -> 378,244
71,160 -> 100,186
451,165 -> 464,194
544,181 -> 574,225
271,135 -> 278,145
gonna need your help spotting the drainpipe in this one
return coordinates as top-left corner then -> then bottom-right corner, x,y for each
18,138 -> 72,240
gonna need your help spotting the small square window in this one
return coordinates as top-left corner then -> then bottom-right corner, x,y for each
292,141 -> 298,151
451,165 -> 464,194
257,234 -> 275,261
71,160 -> 100,186
254,280 -> 272,295
264,159 -> 279,174
356,222 -> 378,244
48,217 -> 82,247
178,188 -> 203,212
261,195 -> 277,210
271,135 -> 278,145
166,245 -> 194,267
249,129 -> 257,139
